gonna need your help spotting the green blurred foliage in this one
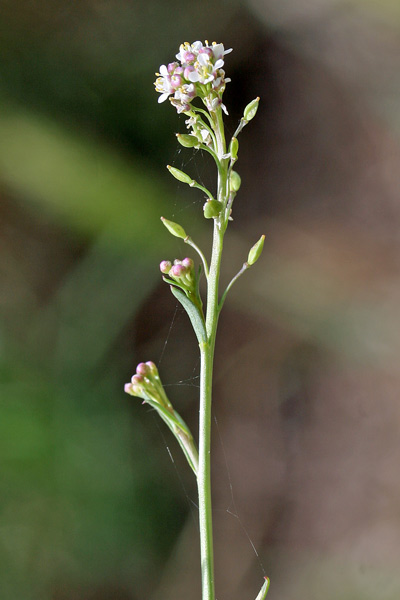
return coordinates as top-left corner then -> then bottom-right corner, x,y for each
0,2 -> 226,597
1,1 -> 400,599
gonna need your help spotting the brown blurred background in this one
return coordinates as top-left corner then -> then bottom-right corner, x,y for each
1,1 -> 400,599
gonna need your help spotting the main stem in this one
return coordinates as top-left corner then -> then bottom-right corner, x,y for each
197,106 -> 227,600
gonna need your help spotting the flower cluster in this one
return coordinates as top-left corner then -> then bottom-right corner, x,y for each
124,361 -> 199,474
160,257 -> 195,289
154,40 -> 232,114
124,361 -> 172,409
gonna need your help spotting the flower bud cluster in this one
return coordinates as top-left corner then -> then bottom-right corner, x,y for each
160,257 -> 195,289
154,40 -> 232,114
124,361 -> 172,409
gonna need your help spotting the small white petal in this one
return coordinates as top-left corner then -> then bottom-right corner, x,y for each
212,43 -> 224,60
192,41 -> 203,52
188,71 -> 199,82
198,53 -> 209,66
214,59 -> 224,70
223,47 -> 233,55
159,65 -> 168,76
158,93 -> 169,103
221,103 -> 229,115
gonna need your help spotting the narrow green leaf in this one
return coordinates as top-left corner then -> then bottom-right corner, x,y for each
144,399 -> 198,474
170,285 -> 207,345
255,577 -> 270,600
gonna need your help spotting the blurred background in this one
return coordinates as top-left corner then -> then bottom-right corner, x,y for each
1,1 -> 400,599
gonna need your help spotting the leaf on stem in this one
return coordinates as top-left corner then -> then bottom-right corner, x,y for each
254,577 -> 270,600
170,285 -> 207,345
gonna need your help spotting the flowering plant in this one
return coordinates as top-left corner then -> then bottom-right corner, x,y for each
125,40 -> 269,600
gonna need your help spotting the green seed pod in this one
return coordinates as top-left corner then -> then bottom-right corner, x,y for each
203,199 -> 222,219
243,97 -> 260,122
167,165 -> 193,185
247,234 -> 265,266
229,136 -> 239,160
161,217 -> 187,239
176,134 -> 199,148
230,170 -> 241,192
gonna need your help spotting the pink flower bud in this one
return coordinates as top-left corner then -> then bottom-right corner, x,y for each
181,257 -> 194,269
160,260 -> 172,274
170,74 -> 182,89
183,51 -> 195,64
170,264 -> 187,278
136,362 -> 149,375
184,66 -> 195,80
199,47 -> 213,58
146,361 -> 158,375
167,62 -> 177,74
124,383 -> 133,394
131,374 -> 144,385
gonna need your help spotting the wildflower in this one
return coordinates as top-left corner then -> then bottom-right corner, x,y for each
154,40 -> 232,114
124,361 -> 172,410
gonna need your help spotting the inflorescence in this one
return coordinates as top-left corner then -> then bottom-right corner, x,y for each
154,40 -> 232,114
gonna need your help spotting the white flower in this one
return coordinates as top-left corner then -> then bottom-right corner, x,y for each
155,41 -> 233,113
211,43 -> 232,61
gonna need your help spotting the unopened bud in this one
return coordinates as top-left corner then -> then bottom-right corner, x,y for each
176,133 -> 199,148
181,257 -> 194,269
230,170 -> 241,192
124,383 -> 133,394
203,199 -> 223,219
247,234 -> 265,266
170,264 -> 187,278
243,97 -> 260,122
136,362 -> 150,376
145,361 -> 157,375
160,260 -> 172,274
229,137 -> 239,160
161,217 -> 187,239
167,165 -> 193,185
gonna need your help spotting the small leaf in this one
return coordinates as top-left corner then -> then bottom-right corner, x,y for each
170,285 -> 207,345
255,577 -> 270,600
145,398 -> 198,475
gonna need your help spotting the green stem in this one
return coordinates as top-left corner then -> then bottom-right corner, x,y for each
198,341 -> 215,600
197,106 -> 227,600
185,236 -> 209,278
219,262 -> 249,312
